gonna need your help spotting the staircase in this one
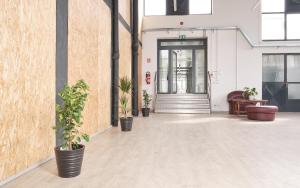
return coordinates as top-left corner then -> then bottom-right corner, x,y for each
154,94 -> 211,114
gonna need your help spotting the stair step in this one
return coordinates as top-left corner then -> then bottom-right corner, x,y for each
157,99 -> 209,104
157,94 -> 208,99
155,108 -> 211,114
157,94 -> 207,96
156,103 -> 210,109
155,94 -> 211,114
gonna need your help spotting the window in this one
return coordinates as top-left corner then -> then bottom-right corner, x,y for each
262,0 -> 300,40
189,0 -> 212,14
144,0 -> 212,16
144,0 -> 166,16
287,14 -> 300,39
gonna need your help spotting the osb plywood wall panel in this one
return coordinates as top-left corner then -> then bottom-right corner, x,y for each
138,45 -> 142,110
119,24 -> 132,111
98,1 -> 112,131
119,0 -> 131,25
0,0 -> 56,181
138,0 -> 144,41
68,0 -> 111,135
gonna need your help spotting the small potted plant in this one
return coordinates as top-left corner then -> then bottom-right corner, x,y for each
119,76 -> 133,131
142,90 -> 152,117
54,80 -> 90,178
243,87 -> 258,100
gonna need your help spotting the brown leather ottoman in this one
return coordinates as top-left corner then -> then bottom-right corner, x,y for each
245,105 -> 278,121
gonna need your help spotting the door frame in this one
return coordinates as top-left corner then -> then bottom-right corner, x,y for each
263,53 -> 300,112
157,38 -> 208,94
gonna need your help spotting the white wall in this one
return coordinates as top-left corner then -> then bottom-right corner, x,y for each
143,0 -> 261,41
141,0 -> 300,111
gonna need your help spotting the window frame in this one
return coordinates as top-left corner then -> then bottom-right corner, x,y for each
143,0 -> 213,17
262,1 -> 300,41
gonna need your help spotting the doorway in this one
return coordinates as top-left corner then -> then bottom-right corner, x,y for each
262,54 -> 300,112
157,39 -> 207,94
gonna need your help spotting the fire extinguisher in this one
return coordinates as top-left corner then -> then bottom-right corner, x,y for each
145,71 -> 151,85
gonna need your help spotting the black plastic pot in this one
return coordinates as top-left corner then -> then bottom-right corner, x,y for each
142,108 -> 150,117
54,144 -> 85,178
120,117 -> 133,131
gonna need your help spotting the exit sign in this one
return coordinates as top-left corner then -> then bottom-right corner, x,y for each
179,35 -> 186,39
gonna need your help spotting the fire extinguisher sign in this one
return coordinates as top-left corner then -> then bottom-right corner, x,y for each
146,71 -> 151,85
147,58 -> 151,63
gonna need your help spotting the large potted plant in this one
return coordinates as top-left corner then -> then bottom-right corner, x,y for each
243,87 -> 258,100
119,76 -> 133,131
142,90 -> 152,117
54,80 -> 90,178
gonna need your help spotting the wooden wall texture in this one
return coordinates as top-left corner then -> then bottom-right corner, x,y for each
68,0 -> 111,135
0,0 -> 135,183
119,0 -> 131,25
119,1 -> 133,114
0,0 -> 56,181
138,45 -> 143,110
119,24 -> 133,113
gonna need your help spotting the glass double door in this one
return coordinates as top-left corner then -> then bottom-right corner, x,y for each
158,48 -> 206,94
262,54 -> 300,112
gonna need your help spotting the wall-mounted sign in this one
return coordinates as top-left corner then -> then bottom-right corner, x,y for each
147,58 -> 151,63
179,34 -> 186,39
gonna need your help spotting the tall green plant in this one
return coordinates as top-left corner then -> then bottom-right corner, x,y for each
54,80 -> 90,151
119,76 -> 132,119
143,90 -> 152,108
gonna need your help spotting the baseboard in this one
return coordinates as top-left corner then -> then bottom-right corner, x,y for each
0,156 -> 54,187
0,125 -> 113,187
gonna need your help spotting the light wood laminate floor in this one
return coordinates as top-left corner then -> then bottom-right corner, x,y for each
3,113 -> 300,188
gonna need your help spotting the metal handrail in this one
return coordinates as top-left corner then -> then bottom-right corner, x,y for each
207,71 -> 212,113
153,71 -> 157,111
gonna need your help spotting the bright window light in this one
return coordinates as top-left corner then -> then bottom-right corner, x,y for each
262,14 -> 285,40
144,0 -> 166,16
189,0 -> 212,14
287,14 -> 300,39
261,0 -> 284,13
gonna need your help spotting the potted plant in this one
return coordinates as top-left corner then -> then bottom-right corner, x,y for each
243,87 -> 258,100
142,90 -> 152,117
54,80 -> 90,178
119,76 -> 133,131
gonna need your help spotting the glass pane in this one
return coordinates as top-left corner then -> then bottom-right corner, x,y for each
160,41 -> 204,46
158,50 -> 169,93
288,84 -> 300,99
261,0 -> 284,12
145,0 -> 166,16
176,50 -> 193,94
262,55 -> 284,82
172,52 -> 177,93
287,14 -> 300,39
195,50 -> 206,93
287,55 -> 300,82
262,14 -> 285,40
189,0 -> 212,14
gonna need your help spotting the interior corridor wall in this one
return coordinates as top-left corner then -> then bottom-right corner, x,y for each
68,0 -> 111,135
0,0 -> 56,182
142,30 -> 259,111
141,0 -> 300,111
142,30 -> 300,111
